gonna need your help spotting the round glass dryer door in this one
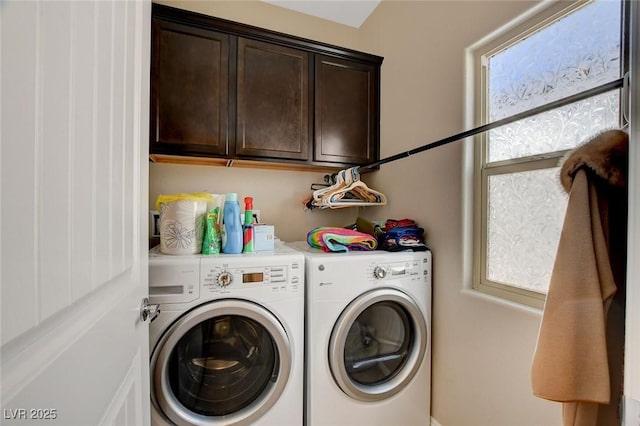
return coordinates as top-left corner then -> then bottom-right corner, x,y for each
152,300 -> 291,426
329,288 -> 428,402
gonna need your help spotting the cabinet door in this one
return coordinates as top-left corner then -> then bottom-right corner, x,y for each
236,38 -> 311,160
151,19 -> 230,156
315,55 -> 379,165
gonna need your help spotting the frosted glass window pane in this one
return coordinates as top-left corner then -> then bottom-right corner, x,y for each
488,91 -> 619,162
488,0 -> 621,122
476,0 -> 623,303
487,168 -> 568,293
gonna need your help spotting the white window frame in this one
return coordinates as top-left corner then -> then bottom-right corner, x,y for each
467,0 -> 626,309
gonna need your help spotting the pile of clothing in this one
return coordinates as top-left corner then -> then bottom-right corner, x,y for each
375,219 -> 428,252
306,218 -> 428,253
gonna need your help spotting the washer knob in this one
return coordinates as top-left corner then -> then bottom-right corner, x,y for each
217,271 -> 233,287
373,266 -> 387,279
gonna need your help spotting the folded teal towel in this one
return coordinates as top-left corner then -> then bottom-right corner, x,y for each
307,227 -> 377,252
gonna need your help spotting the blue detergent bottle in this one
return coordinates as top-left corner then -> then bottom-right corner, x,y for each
222,193 -> 243,254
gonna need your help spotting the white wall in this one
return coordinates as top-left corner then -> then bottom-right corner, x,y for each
149,163 -> 356,242
150,1 -> 563,425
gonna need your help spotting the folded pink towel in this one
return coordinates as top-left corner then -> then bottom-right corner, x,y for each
307,227 -> 377,252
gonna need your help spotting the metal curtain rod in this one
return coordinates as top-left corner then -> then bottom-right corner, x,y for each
359,77 -> 625,172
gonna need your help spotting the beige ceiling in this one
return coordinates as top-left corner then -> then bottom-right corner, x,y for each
261,0 -> 381,28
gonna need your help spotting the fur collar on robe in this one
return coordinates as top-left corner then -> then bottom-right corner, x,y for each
559,129 -> 628,193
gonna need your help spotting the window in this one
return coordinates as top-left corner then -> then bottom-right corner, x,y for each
471,0 -> 625,308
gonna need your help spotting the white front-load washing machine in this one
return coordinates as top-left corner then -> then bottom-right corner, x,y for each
289,242 -> 431,426
148,243 -> 304,426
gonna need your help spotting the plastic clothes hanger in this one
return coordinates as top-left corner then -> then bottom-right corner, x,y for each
306,167 -> 387,209
312,169 -> 347,206
319,167 -> 387,209
325,180 -> 387,208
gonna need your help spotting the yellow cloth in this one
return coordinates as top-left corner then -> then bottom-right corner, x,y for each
531,130 -> 627,426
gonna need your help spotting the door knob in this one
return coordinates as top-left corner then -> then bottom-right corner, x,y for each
140,297 -> 160,323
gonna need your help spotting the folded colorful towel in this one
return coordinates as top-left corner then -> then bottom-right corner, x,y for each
307,227 -> 377,252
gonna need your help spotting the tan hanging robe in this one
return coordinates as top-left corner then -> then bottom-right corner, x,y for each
531,129 -> 628,426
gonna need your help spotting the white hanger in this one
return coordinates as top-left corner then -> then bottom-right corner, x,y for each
311,167 -> 387,209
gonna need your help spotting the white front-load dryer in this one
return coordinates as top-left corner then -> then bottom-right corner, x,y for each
148,244 -> 304,426
289,242 -> 431,426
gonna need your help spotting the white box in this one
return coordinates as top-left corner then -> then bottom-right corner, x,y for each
254,225 -> 275,251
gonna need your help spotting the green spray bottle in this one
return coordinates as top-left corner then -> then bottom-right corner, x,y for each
243,197 -> 255,253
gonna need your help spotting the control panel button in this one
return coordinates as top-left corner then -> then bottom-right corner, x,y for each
217,271 -> 233,287
373,266 -> 387,279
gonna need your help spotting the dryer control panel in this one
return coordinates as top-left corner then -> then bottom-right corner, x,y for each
201,264 -> 296,291
368,259 -> 426,283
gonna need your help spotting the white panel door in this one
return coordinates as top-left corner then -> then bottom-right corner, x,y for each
0,0 -> 151,424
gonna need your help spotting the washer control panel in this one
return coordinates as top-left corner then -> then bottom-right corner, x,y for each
201,262 -> 301,294
148,257 -> 200,305
149,245 -> 304,305
369,259 -> 426,282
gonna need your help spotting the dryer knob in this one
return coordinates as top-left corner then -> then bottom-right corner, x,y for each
373,266 -> 387,279
217,271 -> 233,287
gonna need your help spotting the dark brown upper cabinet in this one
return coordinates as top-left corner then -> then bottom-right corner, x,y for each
315,55 -> 378,165
236,38 -> 311,160
150,3 -> 383,169
151,19 -> 230,157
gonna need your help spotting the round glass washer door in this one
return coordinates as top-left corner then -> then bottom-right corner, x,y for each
329,288 -> 428,402
151,300 -> 292,426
